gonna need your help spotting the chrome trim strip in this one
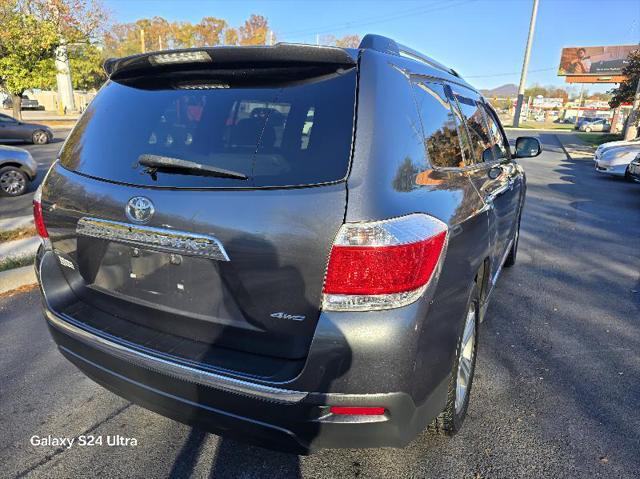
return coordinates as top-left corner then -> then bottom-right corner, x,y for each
45,308 -> 308,403
76,217 -> 230,261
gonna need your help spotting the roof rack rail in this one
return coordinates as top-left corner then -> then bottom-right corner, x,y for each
358,34 -> 460,78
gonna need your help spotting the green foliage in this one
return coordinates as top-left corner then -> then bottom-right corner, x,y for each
0,3 -> 59,96
104,15 -> 236,56
609,49 -> 640,109
69,44 -> 106,90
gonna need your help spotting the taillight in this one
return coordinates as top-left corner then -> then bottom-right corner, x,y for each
329,406 -> 386,416
33,185 -> 49,239
322,214 -> 448,311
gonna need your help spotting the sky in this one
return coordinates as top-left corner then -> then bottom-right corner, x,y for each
103,0 -> 640,94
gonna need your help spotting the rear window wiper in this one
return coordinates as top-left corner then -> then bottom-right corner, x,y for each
138,154 -> 248,180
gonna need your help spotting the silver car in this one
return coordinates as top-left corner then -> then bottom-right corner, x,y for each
579,118 -> 610,132
0,145 -> 38,196
594,143 -> 640,179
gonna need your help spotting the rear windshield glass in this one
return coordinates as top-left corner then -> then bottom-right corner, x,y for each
60,69 -> 356,188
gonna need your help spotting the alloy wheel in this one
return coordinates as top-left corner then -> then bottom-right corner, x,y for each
0,170 -> 27,195
455,303 -> 477,414
33,130 -> 48,144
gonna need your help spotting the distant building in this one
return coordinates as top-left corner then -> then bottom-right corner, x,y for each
532,96 -> 564,109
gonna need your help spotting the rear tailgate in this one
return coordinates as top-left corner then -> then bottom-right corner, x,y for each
41,45 -> 357,360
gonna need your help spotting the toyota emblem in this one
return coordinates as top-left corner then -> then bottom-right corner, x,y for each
126,196 -> 155,224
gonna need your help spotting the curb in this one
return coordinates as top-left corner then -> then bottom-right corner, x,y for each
0,236 -> 40,259
0,265 -> 36,295
0,215 -> 33,231
554,134 -> 595,160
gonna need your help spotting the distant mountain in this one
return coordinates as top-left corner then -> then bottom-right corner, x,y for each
480,84 -> 518,98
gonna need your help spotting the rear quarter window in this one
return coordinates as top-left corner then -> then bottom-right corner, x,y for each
411,79 -> 465,168
60,69 -> 357,188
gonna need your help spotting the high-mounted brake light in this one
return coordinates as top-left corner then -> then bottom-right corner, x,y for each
150,51 -> 211,65
322,214 -> 448,311
33,185 -> 49,239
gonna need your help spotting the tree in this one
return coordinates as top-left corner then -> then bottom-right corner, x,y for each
238,14 -> 268,45
194,17 -> 227,47
609,49 -> 640,108
68,44 -> 105,90
319,34 -> 361,48
224,28 -> 239,46
0,1 -> 59,119
0,0 -> 107,119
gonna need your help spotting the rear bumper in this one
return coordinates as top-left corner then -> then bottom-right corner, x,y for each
36,248 -> 448,453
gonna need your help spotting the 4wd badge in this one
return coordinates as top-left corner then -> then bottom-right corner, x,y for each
270,312 -> 305,321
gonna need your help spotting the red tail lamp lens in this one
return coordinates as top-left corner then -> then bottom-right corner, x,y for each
323,232 -> 447,295
33,199 -> 49,239
329,406 -> 386,416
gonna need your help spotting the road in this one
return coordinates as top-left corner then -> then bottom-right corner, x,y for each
0,130 -> 68,219
1,132 -> 639,478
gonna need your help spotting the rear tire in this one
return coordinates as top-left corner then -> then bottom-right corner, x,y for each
429,284 -> 479,435
32,129 -> 49,144
625,167 -> 634,182
0,166 -> 29,197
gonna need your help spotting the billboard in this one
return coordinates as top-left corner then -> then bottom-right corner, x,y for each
558,45 -> 637,77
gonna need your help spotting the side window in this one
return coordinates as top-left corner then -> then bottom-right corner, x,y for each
482,103 -> 510,160
411,79 -> 465,168
451,88 -> 494,164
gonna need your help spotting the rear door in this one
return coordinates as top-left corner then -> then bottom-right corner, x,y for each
448,85 -> 520,280
42,56 -> 357,360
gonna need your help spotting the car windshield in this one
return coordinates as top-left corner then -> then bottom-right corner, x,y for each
59,69 -> 357,188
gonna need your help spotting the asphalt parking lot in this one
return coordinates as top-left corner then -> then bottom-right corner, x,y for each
1,131 -> 639,478
0,131 -> 68,219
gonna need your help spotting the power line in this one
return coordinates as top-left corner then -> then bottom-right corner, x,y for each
278,2 -> 448,37
465,66 -> 556,79
282,0 -> 478,41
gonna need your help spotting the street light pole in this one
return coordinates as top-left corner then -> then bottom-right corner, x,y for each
513,0 -> 540,128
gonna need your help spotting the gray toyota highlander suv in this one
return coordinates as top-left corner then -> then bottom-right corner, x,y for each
35,34 -> 540,453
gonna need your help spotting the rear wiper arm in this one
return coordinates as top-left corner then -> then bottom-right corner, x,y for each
138,154 -> 248,180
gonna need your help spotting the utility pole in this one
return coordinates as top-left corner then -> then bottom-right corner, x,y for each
54,41 -> 76,115
513,0 -> 539,127
140,28 -> 146,53
267,30 -> 274,46
158,35 -> 163,51
576,84 -> 585,122
316,34 -> 319,46
624,71 -> 640,140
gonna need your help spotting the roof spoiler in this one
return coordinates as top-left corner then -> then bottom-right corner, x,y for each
359,34 -> 460,78
103,43 -> 357,80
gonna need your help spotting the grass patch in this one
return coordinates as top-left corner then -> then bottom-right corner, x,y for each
0,225 -> 36,243
0,253 -> 35,273
576,133 -> 624,148
0,282 -> 38,298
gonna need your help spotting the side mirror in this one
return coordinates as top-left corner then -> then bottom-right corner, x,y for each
514,136 -> 542,158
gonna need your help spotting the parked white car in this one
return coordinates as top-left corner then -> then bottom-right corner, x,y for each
594,137 -> 640,159
595,144 -> 640,179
